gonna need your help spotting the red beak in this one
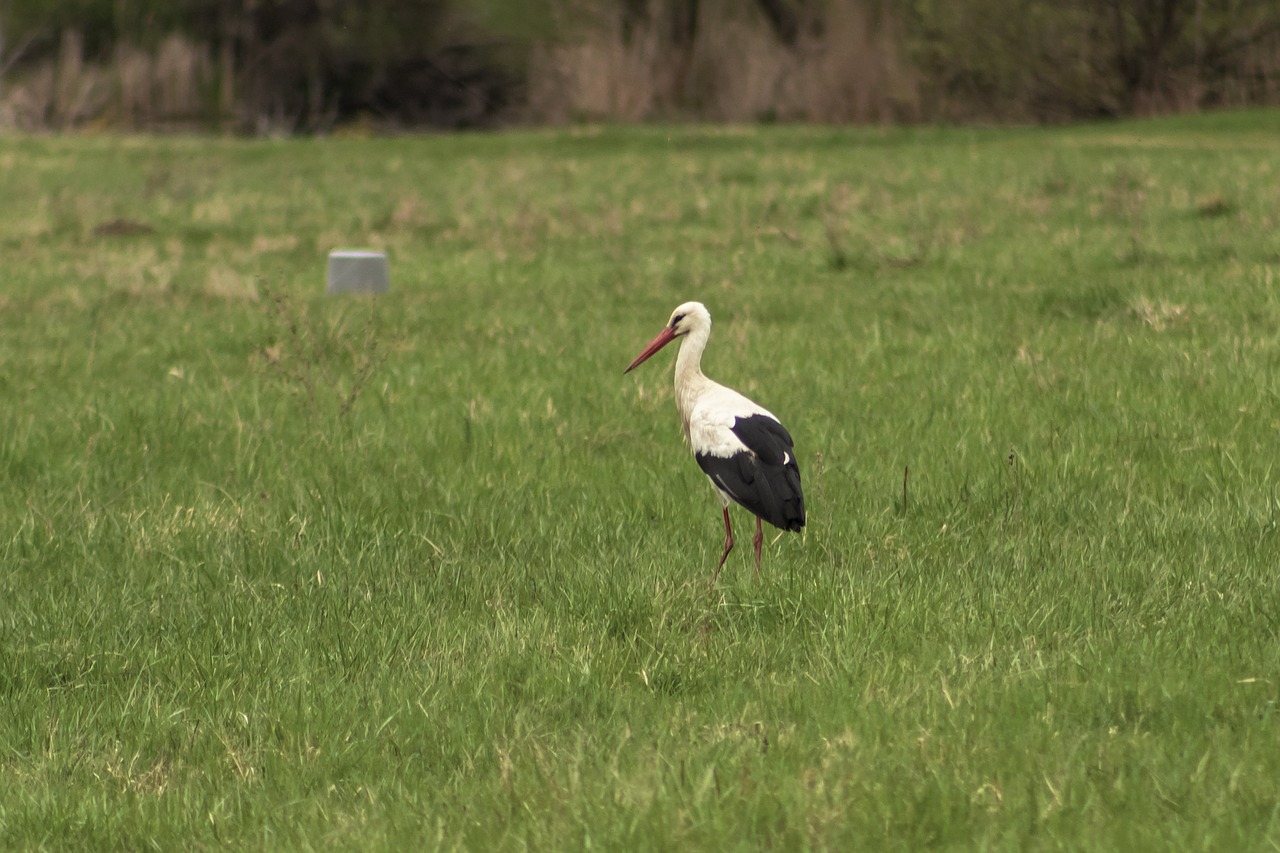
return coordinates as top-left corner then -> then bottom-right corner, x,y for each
624,327 -> 678,374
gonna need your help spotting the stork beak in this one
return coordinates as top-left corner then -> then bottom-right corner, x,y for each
624,327 -> 678,374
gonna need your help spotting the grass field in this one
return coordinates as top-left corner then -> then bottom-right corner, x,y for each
3,111 -> 1280,849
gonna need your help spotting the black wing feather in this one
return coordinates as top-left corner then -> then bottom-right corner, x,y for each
695,414 -> 806,532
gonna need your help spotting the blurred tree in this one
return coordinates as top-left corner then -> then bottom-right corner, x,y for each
906,0 -> 1280,119
0,0 -> 1276,128
1,0 -> 520,130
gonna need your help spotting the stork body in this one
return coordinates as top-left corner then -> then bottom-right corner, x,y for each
625,302 -> 805,582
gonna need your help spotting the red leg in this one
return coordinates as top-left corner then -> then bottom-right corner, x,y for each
711,506 -> 734,585
752,516 -> 764,576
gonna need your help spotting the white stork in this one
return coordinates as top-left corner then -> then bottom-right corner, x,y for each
625,301 -> 805,582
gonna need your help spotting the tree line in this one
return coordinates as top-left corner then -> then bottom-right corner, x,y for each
2,0 -> 1278,131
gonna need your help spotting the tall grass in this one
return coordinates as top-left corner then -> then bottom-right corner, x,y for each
527,1 -> 917,123
0,30 -> 222,131
2,112 -> 1280,847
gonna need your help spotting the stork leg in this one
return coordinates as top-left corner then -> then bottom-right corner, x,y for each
752,516 -> 764,577
711,506 -> 734,585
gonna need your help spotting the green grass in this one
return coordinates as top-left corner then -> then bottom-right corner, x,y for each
3,110 -> 1280,849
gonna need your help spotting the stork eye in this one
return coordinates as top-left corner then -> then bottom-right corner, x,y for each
670,313 -> 686,329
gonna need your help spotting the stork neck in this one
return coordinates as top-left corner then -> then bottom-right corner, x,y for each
674,324 -> 710,391
671,323 -> 711,443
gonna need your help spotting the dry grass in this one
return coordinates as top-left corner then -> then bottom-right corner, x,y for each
0,30 -> 109,130
526,5 -> 676,122
695,2 -> 918,122
0,30 -> 217,131
116,35 -> 214,127
526,0 -> 918,123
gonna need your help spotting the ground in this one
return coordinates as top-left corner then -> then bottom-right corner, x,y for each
1,112 -> 1279,848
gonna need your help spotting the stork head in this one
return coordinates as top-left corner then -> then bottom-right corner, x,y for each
624,301 -> 710,374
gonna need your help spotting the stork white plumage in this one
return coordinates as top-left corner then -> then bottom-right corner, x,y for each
625,301 -> 805,582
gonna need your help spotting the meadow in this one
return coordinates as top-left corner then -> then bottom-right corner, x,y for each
2,111 -> 1280,849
